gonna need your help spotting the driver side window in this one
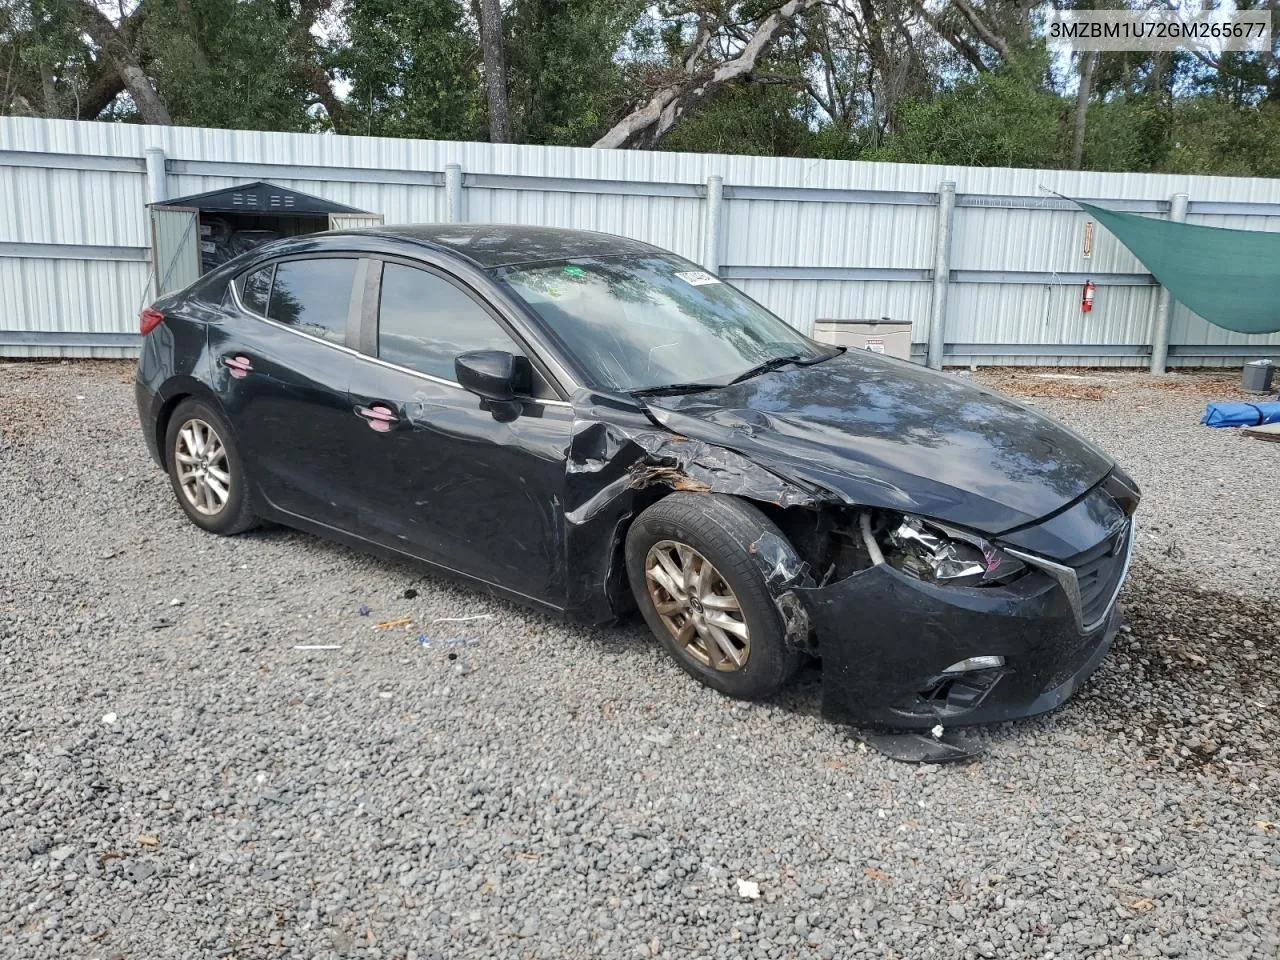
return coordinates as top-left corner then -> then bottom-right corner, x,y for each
376,263 -> 554,399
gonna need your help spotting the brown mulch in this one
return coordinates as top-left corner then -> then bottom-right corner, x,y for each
975,367 -> 1269,403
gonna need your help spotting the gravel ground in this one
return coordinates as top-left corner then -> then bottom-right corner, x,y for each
1,360 -> 1277,960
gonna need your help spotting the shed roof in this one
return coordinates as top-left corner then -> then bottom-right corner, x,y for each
152,181 -> 364,216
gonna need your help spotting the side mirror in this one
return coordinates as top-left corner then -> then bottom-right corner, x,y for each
456,350 -> 519,402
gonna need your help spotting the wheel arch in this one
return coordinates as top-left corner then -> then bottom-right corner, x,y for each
152,377 -> 227,470
609,488 -> 827,653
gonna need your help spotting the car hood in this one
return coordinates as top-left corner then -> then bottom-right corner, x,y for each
640,351 -> 1114,534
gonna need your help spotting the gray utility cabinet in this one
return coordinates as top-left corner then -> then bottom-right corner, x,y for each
149,182 -> 383,296
813,318 -> 913,360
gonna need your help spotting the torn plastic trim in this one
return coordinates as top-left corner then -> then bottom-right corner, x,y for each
746,530 -> 814,651
849,727 -> 985,763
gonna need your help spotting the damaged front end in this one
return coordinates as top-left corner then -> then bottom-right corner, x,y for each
560,389 -> 829,642
561,388 -> 1135,732
799,502 -> 1134,730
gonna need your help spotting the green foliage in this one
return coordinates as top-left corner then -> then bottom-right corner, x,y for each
1,0 -> 94,117
337,0 -> 484,140
3,0 -> 1279,178
506,0 -> 643,145
1163,99 -> 1280,178
142,0 -> 313,132
660,82 -> 820,157
1081,94 -> 1172,173
868,55 -> 1068,168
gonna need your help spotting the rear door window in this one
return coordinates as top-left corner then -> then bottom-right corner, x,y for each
266,259 -> 358,345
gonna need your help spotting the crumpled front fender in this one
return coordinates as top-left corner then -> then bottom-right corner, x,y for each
560,391 -> 833,626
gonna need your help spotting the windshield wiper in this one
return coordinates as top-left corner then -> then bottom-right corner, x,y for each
632,382 -> 722,397
634,349 -> 841,396
728,353 -> 816,385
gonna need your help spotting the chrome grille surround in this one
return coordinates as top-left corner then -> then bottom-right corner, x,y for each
1005,517 -> 1136,635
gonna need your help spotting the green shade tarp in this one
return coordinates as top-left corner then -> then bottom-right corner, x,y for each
1076,201 -> 1280,335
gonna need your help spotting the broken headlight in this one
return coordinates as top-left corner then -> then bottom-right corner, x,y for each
873,514 -> 1026,587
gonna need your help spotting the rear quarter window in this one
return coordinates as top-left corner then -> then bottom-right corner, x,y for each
238,265 -> 273,315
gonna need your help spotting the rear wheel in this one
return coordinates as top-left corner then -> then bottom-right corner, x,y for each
164,398 -> 256,535
626,493 -> 803,700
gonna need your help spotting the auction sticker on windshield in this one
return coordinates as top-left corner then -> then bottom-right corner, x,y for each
675,270 -> 721,286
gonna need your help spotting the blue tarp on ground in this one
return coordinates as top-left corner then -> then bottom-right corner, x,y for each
1202,401 -> 1280,427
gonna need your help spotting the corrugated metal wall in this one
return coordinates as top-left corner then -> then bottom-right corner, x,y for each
2,115 -> 1279,366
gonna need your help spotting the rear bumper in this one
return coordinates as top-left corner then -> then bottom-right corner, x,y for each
798,563 -> 1120,730
135,377 -> 163,467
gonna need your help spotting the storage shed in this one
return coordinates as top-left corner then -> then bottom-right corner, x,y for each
149,182 -> 383,295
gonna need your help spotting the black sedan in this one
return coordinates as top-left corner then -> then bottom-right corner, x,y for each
135,225 -> 1138,731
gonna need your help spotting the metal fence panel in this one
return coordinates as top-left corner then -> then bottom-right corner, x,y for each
0,257 -> 150,338
2,115 -> 1280,363
723,200 -> 936,270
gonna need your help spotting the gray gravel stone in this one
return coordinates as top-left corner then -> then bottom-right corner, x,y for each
0,361 -> 1277,960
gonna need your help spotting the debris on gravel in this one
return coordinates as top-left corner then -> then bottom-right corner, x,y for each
1,360 -> 1277,959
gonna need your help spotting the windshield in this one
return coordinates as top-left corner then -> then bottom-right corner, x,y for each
495,255 -> 830,391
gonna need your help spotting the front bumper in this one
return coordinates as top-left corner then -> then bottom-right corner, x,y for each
797,561 -> 1121,730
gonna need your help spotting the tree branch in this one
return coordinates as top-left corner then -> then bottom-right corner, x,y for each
594,0 -> 820,149
950,0 -> 1011,61
907,0 -> 988,72
290,1 -> 345,132
76,0 -> 172,124
78,77 -> 123,118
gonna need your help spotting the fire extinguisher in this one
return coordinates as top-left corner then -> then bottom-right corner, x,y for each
1081,279 -> 1096,314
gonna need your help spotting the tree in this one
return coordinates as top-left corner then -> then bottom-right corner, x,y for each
505,0 -> 643,145
75,0 -> 170,123
1069,51 -> 1097,170
593,0 -> 821,149
335,0 -> 482,140
2,0 -> 1278,178
479,0 -> 511,141
869,53 -> 1066,168
0,0 -> 339,129
141,0 -> 317,132
1,0 -> 147,120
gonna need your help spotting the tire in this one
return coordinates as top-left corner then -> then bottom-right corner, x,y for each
163,398 -> 257,535
626,493 -> 803,700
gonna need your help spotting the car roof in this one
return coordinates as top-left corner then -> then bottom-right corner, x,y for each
331,224 -> 663,269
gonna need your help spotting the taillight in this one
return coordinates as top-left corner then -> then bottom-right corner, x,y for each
139,307 -> 165,336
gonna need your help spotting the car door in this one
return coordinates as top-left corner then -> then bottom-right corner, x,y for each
344,258 -> 575,607
210,255 -> 367,527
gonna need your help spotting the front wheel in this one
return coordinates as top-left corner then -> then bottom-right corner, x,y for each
164,398 -> 257,535
625,493 -> 803,701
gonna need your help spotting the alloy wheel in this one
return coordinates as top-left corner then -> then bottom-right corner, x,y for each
173,418 -> 231,516
644,539 -> 750,672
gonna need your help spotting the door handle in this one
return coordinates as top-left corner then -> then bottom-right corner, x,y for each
356,404 -> 399,432
223,355 -> 253,379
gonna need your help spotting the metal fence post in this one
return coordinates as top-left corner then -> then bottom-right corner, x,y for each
1149,191 -> 1189,374
445,164 -> 464,223
144,147 -> 167,204
703,175 -> 724,274
926,181 -> 956,370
